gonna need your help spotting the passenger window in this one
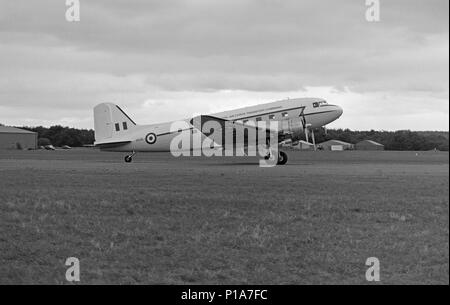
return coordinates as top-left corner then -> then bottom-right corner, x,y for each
256,117 -> 262,122
269,114 -> 275,120
123,122 -> 128,130
115,123 -> 120,131
243,120 -> 248,123
282,112 -> 288,118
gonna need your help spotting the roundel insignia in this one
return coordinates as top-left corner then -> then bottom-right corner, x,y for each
145,133 -> 157,144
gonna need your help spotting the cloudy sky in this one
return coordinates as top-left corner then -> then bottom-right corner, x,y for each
0,0 -> 448,130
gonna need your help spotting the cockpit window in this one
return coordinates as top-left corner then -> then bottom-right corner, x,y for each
313,101 -> 328,108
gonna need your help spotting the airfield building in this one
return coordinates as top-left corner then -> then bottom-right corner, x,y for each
318,139 -> 354,151
355,140 -> 385,151
293,140 -> 315,150
0,126 -> 37,150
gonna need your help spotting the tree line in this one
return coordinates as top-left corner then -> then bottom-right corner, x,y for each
19,125 -> 95,148
5,124 -> 449,151
312,128 -> 449,151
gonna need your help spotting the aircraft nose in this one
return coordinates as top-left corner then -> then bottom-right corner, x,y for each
335,105 -> 343,118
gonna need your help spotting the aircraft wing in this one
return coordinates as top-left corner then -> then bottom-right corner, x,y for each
190,115 -> 288,146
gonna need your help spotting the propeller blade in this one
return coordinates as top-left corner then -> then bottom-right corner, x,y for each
311,129 -> 316,151
299,107 -> 307,130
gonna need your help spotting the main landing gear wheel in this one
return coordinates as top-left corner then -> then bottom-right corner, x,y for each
277,151 -> 288,165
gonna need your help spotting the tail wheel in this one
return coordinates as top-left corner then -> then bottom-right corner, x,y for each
124,156 -> 133,163
277,151 -> 288,165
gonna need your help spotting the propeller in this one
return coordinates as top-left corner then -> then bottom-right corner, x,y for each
300,107 -> 307,140
311,129 -> 316,151
300,107 -> 316,151
305,123 -> 311,143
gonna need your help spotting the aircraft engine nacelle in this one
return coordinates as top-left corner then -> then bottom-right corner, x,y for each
280,118 -> 304,142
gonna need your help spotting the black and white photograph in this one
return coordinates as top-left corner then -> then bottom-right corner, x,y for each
0,0 -> 448,292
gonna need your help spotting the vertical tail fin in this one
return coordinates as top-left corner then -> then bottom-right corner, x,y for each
94,103 -> 137,142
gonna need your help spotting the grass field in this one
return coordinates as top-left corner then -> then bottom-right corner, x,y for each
0,149 -> 448,284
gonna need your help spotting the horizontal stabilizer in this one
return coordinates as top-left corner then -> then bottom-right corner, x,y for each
94,139 -> 131,149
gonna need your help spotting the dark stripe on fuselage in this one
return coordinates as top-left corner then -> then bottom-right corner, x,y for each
156,127 -> 194,137
230,107 -> 335,121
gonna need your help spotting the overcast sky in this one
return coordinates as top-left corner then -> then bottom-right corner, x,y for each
0,0 -> 448,130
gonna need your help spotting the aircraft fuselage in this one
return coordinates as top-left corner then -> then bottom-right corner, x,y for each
94,97 -> 343,153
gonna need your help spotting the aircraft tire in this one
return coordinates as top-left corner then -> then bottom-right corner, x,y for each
277,151 -> 288,165
124,156 -> 133,163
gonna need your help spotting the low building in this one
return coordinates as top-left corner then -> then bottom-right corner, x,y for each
318,139 -> 354,151
0,126 -> 38,150
293,140 -> 315,150
356,140 -> 384,151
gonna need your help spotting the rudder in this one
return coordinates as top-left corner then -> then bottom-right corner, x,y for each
94,103 -> 137,142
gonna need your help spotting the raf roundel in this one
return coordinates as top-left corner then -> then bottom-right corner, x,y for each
145,133 -> 157,145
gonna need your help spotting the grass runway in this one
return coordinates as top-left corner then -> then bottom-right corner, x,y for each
0,149 -> 448,284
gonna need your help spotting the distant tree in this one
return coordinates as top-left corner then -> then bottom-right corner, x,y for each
38,137 -> 52,147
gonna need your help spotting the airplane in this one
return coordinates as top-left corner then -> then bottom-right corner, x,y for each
93,97 -> 343,165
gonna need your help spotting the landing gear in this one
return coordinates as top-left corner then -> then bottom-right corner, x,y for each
277,151 -> 288,165
263,150 -> 288,165
124,151 -> 136,163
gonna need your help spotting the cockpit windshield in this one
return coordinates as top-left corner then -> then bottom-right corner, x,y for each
312,100 -> 328,108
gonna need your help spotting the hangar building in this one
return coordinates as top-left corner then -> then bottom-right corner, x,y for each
0,126 -> 37,150
355,140 -> 385,151
318,139 -> 354,151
